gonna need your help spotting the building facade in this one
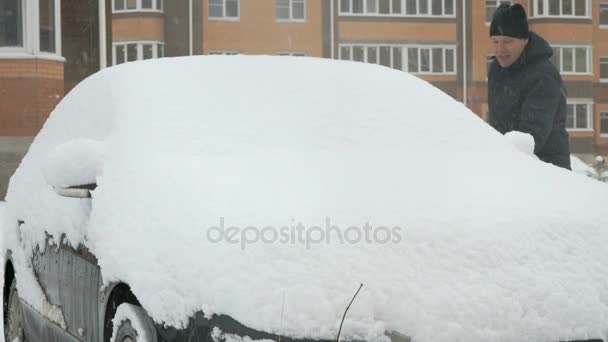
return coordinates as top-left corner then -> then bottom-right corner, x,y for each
1,0 -> 608,197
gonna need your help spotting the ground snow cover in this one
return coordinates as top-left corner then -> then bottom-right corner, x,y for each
3,56 -> 608,342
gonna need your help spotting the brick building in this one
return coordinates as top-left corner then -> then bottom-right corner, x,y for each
1,0 -> 608,197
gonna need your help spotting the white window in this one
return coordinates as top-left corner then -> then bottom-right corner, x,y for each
531,0 -> 589,18
276,0 -> 306,20
0,0 -> 23,48
566,100 -> 593,130
339,0 -> 454,16
550,45 -> 591,74
113,0 -> 163,12
209,0 -> 239,19
601,112 -> 608,136
601,1 -> 608,26
208,51 -> 239,55
600,57 -> 608,82
339,44 -> 455,74
486,0 -> 511,22
113,41 -> 165,65
277,52 -> 305,56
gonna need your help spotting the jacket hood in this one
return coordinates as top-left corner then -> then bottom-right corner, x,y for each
523,31 -> 553,64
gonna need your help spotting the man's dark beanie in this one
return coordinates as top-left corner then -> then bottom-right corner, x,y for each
490,3 -> 529,39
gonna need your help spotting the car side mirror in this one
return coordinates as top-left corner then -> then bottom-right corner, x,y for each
42,139 -> 105,198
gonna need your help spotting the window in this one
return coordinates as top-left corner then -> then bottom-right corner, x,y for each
601,1 -> 608,26
277,0 -> 306,20
531,0 -> 588,17
208,51 -> 239,55
550,46 -> 591,74
113,0 -> 163,12
566,100 -> 593,130
113,41 -> 165,65
209,0 -> 239,19
601,112 -> 608,135
486,1 -> 511,22
600,57 -> 608,81
339,0 -> 454,16
0,0 -> 23,47
339,44 -> 456,74
39,0 -> 55,53
277,52 -> 305,56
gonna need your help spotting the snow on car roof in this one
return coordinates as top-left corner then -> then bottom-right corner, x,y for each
5,56 -> 608,342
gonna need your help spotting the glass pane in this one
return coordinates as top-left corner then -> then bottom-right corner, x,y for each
39,0 -> 55,53
143,44 -> 153,59
392,0 -> 401,13
566,105 -> 575,128
576,104 -> 588,128
563,48 -> 573,72
445,0 -> 454,15
126,0 -> 136,10
380,46 -> 391,67
406,0 -> 416,14
538,0 -> 543,15
127,43 -> 138,61
116,45 -> 125,64
366,0 -> 377,13
446,49 -> 454,72
353,0 -> 363,13
367,47 -> 377,63
562,0 -> 572,15
340,0 -> 350,12
0,0 -> 23,47
420,0 -> 428,14
226,0 -> 239,17
209,1 -> 223,17
420,48 -> 430,72
408,48 -> 418,72
142,0 -> 152,9
115,0 -> 125,10
548,0 -> 559,15
158,44 -> 164,57
575,48 -> 586,72
157,0 -> 163,10
379,0 -> 390,14
432,48 -> 443,72
600,59 -> 608,78
601,5 -> 608,24
550,47 -> 560,67
393,47 -> 402,70
486,1 -> 496,22
276,0 -> 290,19
601,113 -> 608,134
353,46 -> 364,62
340,46 -> 351,60
293,0 -> 305,19
432,0 -> 442,15
574,0 -> 585,16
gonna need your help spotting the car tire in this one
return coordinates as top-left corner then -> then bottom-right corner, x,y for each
111,303 -> 157,342
5,277 -> 26,342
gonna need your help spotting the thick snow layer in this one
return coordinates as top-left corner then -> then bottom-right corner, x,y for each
570,155 -> 597,178
111,303 -> 154,342
504,131 -> 535,156
4,56 -> 608,342
42,138 -> 106,188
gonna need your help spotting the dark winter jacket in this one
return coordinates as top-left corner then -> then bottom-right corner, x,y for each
488,31 -> 571,170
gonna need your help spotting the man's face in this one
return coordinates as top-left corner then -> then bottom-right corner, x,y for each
491,36 -> 529,68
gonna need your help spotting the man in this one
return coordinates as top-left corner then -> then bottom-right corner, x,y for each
488,3 -> 571,170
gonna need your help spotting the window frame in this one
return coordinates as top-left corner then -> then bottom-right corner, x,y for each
276,0 -> 307,22
112,40 -> 165,65
339,43 -> 457,75
0,0 -> 26,53
530,0 -> 590,19
208,0 -> 240,21
551,45 -> 592,75
112,0 -> 164,13
600,0 -> 608,27
339,0 -> 456,17
565,99 -> 594,131
600,57 -> 608,82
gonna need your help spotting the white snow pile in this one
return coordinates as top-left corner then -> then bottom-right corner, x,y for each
42,138 -> 106,188
570,155 -> 597,179
504,131 -> 535,156
4,56 -> 608,342
111,304 -> 155,342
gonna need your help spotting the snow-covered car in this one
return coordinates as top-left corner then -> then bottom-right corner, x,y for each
2,56 -> 608,342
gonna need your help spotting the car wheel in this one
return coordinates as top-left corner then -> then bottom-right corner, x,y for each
111,303 -> 157,342
5,278 -> 26,342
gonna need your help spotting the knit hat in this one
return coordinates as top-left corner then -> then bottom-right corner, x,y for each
490,3 -> 529,39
